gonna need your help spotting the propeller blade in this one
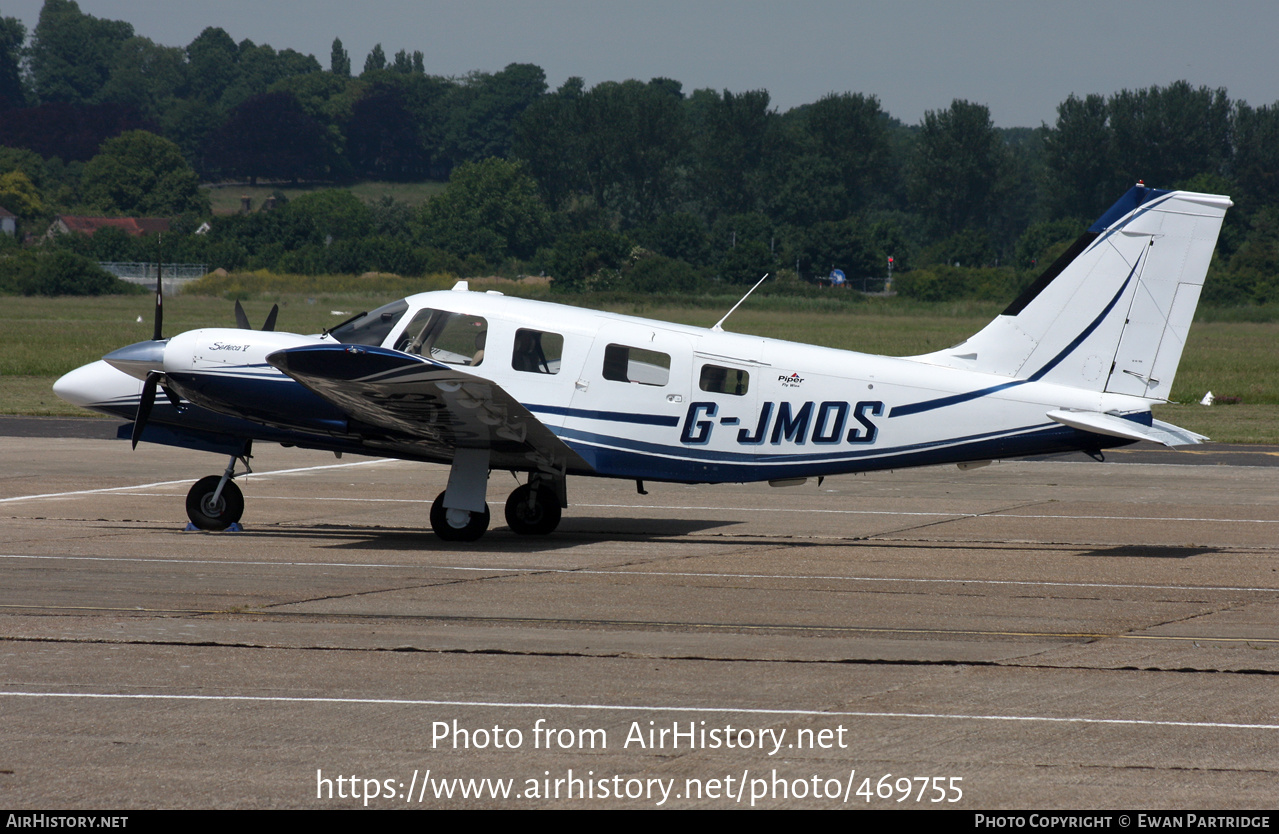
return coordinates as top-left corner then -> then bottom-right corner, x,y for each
152,277 -> 163,341
234,300 -> 251,330
262,304 -> 279,332
161,384 -> 182,409
131,372 -> 161,449
153,235 -> 164,340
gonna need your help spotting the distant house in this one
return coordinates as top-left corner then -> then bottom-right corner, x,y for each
0,206 -> 15,236
46,215 -> 171,239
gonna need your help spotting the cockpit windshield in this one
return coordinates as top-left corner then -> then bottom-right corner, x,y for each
395,308 -> 488,365
327,299 -> 409,346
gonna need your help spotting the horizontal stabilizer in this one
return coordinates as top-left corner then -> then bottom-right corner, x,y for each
1046,409 -> 1206,447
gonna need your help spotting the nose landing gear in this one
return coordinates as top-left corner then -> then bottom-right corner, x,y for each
185,453 -> 249,531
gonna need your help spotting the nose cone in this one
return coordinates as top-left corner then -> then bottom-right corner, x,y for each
103,340 -> 167,381
54,360 -> 141,412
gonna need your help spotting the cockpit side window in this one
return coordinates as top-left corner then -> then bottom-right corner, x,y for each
512,328 -> 563,374
396,308 -> 488,366
328,299 -> 409,346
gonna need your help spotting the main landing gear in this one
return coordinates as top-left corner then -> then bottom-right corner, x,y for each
504,481 -> 561,535
427,453 -> 565,542
430,491 -> 490,541
185,454 -> 249,531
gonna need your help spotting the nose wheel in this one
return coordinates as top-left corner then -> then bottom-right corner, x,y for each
186,476 -> 244,531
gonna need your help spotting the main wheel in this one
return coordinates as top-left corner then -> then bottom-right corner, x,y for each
186,476 -> 244,531
430,491 -> 490,541
504,483 -> 562,535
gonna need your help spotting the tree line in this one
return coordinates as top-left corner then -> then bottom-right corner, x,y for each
2,0 -> 1279,305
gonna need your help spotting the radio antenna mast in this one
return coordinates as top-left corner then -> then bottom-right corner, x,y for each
712,273 -> 769,332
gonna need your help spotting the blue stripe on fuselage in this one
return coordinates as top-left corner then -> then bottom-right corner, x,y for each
558,423 -> 1128,483
527,404 -> 680,427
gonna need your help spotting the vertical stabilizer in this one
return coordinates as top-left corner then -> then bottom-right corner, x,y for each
912,185 -> 1231,400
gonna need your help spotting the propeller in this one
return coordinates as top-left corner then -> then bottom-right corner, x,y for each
128,242 -> 176,447
234,299 -> 280,331
132,371 -> 161,449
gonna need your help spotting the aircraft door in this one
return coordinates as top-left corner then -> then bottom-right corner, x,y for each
570,321 -> 693,438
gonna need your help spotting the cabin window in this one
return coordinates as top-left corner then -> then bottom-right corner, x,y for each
330,299 -> 409,346
602,344 -> 670,386
396,309 -> 489,366
699,364 -> 749,396
512,328 -> 563,374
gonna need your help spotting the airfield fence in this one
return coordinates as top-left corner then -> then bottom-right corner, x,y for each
99,262 -> 208,295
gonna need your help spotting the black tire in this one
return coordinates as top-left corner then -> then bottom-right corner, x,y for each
504,483 -> 562,535
186,476 -> 244,531
430,491 -> 490,541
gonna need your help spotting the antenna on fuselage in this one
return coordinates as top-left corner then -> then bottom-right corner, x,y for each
712,272 -> 769,333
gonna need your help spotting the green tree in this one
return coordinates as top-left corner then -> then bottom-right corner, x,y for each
539,228 -> 632,291
0,170 -> 48,221
0,147 -> 49,187
909,100 -> 1010,237
81,130 -> 209,215
574,78 -> 686,225
208,92 -> 330,184
29,0 -> 133,103
1042,93 -> 1113,219
330,38 -> 350,77
1108,81 -> 1231,189
345,82 -> 428,180
185,27 -> 238,105
96,36 -> 187,118
802,92 -> 893,213
284,189 -> 372,241
791,218 -> 879,282
218,40 -> 320,111
419,158 -> 550,262
0,16 -> 26,110
440,63 -> 548,169
513,76 -> 588,209
690,89 -> 776,219
363,44 -> 386,75
1231,101 -> 1279,211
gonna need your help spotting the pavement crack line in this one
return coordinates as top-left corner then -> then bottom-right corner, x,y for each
252,570 -> 541,610
862,499 -> 1057,540
4,634 -> 1279,677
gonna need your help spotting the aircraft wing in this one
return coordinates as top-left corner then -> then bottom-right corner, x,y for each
267,343 -> 592,473
1046,409 -> 1207,447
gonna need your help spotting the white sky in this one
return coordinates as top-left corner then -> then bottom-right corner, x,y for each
4,0 -> 1278,127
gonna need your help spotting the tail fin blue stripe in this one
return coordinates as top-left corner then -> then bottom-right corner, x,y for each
890,250 -> 1142,418
1026,248 -> 1143,381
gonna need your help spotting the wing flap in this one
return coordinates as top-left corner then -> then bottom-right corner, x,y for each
267,343 -> 591,472
1046,409 -> 1206,447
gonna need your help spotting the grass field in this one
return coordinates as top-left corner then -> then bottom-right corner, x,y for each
3,291 -> 1277,443
204,180 -> 446,214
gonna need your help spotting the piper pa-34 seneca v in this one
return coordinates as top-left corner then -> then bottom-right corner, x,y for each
55,184 -> 1230,541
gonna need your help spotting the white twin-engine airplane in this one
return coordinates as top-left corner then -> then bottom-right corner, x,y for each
55,184 -> 1230,541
